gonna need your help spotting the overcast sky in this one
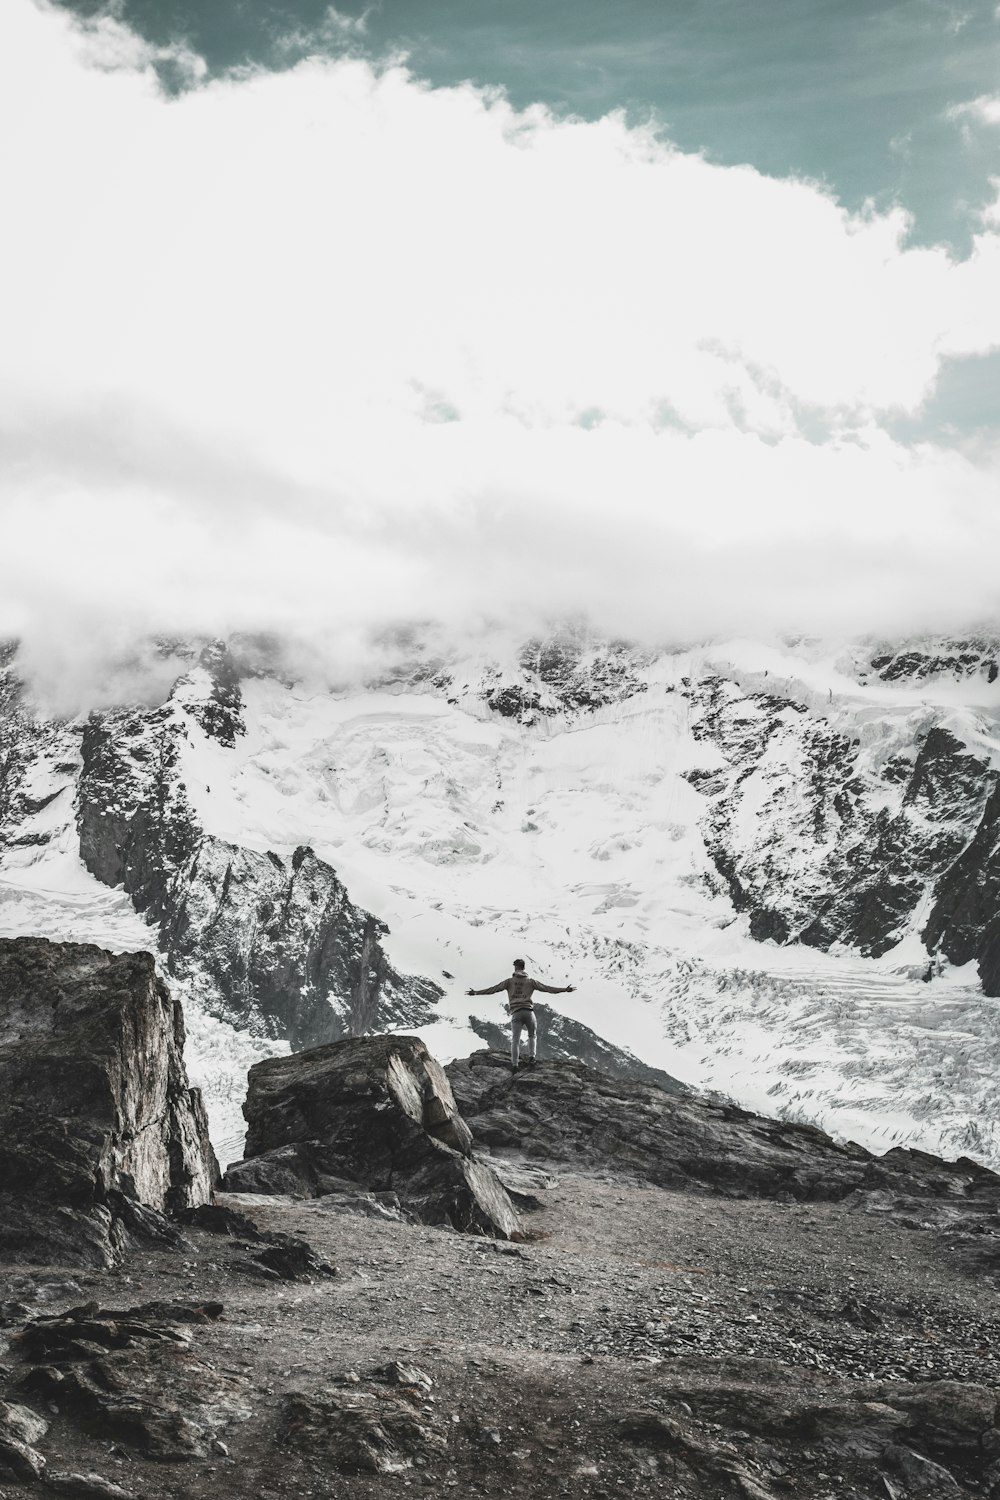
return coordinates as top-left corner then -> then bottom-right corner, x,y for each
4,0 -> 1000,702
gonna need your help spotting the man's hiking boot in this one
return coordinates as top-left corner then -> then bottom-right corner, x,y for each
523,1057 -> 537,1068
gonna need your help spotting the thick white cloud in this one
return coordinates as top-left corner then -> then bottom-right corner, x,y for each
3,0 -> 1000,697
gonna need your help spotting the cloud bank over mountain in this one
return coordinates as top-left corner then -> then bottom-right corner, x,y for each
4,0 -> 1000,700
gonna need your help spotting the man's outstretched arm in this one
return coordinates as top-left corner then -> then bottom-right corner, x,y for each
466,980 -> 510,996
532,981 -> 576,994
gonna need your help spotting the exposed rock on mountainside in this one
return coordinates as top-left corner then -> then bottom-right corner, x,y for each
73,653 -> 440,1047
0,937 -> 217,1266
448,1051 -> 1000,1213
686,675 -> 999,965
172,640 -> 246,748
224,1034 -> 522,1237
372,624 -> 653,721
476,632 -> 652,722
923,778 -> 1000,993
866,637 -> 999,683
0,644 -> 69,856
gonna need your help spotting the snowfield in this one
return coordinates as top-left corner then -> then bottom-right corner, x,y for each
3,634 -> 1000,1169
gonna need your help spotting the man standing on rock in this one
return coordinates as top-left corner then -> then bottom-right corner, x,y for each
467,959 -> 575,1073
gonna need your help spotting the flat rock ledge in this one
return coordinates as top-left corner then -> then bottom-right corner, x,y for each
0,937 -> 218,1267
223,1034 -> 521,1238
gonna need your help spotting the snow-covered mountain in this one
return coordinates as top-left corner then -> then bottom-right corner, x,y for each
3,628 -> 1000,1169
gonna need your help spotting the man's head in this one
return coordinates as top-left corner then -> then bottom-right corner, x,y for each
512,959 -> 526,972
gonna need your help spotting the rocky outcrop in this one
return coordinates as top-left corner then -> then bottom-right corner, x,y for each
477,630 -> 651,723
867,637 -> 999,684
278,1362 -> 447,1476
688,675 -> 996,958
0,937 -> 218,1266
0,645 -> 74,857
924,780 -> 1000,994
9,1299 -> 248,1469
224,1035 -> 521,1237
170,640 -> 246,748
467,1004 -> 687,1094
619,1358 -> 1000,1499
76,687 -> 441,1047
160,838 -> 438,1047
686,660 -> 1000,991
446,1051 -> 1000,1214
182,1201 -> 338,1280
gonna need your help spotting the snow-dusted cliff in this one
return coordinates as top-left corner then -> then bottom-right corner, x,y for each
2,629 -> 1000,1169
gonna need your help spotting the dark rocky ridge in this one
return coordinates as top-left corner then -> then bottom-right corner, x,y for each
174,640 -> 246,747
478,634 -> 652,723
467,1004 -> 687,1095
867,637 -> 1000,683
447,1050 -> 1000,1212
0,646 -> 69,857
923,778 -> 1000,994
223,1035 -> 521,1237
74,649 -> 440,1047
0,937 -> 217,1267
686,673 -> 1000,979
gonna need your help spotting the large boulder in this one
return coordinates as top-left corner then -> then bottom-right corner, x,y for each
224,1035 -> 520,1238
0,937 -> 218,1266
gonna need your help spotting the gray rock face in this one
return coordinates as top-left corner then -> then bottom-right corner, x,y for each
683,660 -> 1000,994
923,780 -> 1000,994
446,1051 -> 1000,1213
0,645 -> 72,858
278,1363 -> 448,1475
619,1358 -> 1000,1499
13,1299 -> 248,1464
172,640 -> 246,748
687,676 -> 997,961
75,679 -> 440,1047
477,632 -> 651,723
225,1035 -> 521,1237
867,638 -> 999,684
0,937 -> 218,1266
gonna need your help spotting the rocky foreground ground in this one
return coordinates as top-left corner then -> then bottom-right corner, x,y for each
5,1156 -> 1000,1500
3,1076 -> 1000,1498
3,937 -> 1000,1499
